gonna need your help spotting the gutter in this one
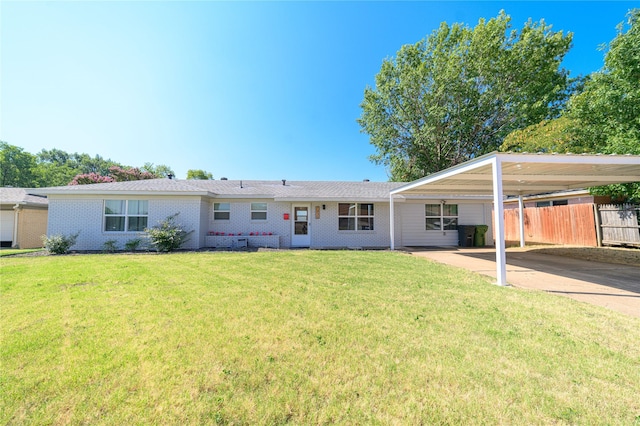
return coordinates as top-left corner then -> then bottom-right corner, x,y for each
33,190 -> 217,198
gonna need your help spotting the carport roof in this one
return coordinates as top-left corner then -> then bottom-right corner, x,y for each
391,152 -> 640,197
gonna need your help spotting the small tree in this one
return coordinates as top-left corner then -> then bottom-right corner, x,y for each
124,238 -> 143,252
144,213 -> 193,252
69,172 -> 114,185
102,239 -> 119,253
42,232 -> 80,254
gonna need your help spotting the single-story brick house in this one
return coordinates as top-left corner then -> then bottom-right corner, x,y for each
0,188 -> 49,248
34,178 -> 494,251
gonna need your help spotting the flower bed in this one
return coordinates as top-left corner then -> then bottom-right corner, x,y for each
205,234 -> 280,249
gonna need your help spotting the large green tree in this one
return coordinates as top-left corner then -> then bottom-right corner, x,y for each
142,163 -> 175,178
0,144 -> 179,187
34,148 -> 123,186
499,116 -> 580,153
568,9 -> 640,155
186,169 -> 214,180
0,142 -> 37,187
500,10 -> 640,201
359,11 -> 575,181
569,9 -> 640,202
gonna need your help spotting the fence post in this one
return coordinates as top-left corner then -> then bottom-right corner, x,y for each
593,204 -> 603,247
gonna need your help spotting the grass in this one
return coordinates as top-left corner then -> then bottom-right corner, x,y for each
0,248 -> 43,257
2,250 -> 639,425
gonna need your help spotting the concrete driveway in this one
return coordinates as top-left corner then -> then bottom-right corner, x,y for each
404,247 -> 640,318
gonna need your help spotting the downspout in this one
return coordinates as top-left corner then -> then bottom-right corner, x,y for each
12,203 -> 21,248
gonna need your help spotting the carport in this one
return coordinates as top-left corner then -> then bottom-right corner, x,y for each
390,152 -> 640,286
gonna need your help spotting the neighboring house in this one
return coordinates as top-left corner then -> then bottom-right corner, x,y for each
34,178 -> 495,251
0,188 -> 49,248
503,189 -> 611,209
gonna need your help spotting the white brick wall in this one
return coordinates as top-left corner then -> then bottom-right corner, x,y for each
206,200 -> 393,249
309,202 -> 391,248
397,200 -> 493,247
47,195 -> 204,251
47,195 -> 493,251
206,199 -> 292,248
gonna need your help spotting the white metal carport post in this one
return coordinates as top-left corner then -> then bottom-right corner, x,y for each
390,194 -> 395,250
492,157 -> 508,286
518,195 -> 526,248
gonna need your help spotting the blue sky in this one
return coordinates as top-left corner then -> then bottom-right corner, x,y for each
1,1 -> 636,182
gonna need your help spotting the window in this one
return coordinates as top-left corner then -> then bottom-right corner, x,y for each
425,203 -> 458,231
104,200 -> 148,232
214,203 -> 230,220
535,200 -> 568,207
338,203 -> 374,231
251,202 -> 267,220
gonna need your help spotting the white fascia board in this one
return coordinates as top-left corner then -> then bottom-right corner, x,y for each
504,189 -> 591,203
39,190 -> 214,197
215,194 -> 275,200
275,197 -> 391,203
399,194 -> 494,201
496,152 -> 640,165
391,155 -> 496,195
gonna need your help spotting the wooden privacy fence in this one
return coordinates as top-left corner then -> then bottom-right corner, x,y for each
504,204 -> 598,247
597,204 -> 640,247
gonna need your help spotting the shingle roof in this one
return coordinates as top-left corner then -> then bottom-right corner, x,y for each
187,180 -> 404,200
32,178 -> 405,201
0,188 -> 49,206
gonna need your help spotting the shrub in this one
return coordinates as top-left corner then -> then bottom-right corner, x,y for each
102,240 -> 118,253
144,213 -> 193,252
124,238 -> 142,252
42,232 -> 80,255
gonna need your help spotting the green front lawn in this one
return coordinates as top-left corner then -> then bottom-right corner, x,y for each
2,251 -> 639,424
0,248 -> 43,257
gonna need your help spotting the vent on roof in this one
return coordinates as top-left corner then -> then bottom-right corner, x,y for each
363,179 -> 370,182
282,179 -> 286,186
167,173 -> 174,180
221,177 -> 228,180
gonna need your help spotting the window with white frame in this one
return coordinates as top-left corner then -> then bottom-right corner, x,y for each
425,203 -> 458,231
251,202 -> 267,220
338,203 -> 374,231
104,200 -> 148,232
536,199 -> 568,207
213,203 -> 230,220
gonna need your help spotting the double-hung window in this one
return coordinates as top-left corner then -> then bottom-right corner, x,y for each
104,200 -> 148,232
214,203 -> 230,220
338,203 -> 374,231
425,203 -> 458,231
251,203 -> 267,220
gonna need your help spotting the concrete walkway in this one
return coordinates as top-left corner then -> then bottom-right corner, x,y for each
404,247 -> 640,318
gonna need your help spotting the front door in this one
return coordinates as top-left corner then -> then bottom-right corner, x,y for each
291,204 -> 311,247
